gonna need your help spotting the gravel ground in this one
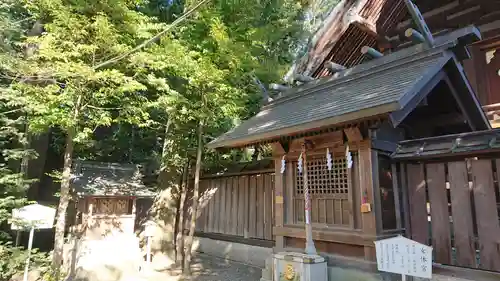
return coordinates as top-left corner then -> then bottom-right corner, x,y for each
145,254 -> 262,281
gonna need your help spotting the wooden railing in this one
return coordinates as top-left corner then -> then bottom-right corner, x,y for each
184,172 -> 275,241
399,158 -> 500,272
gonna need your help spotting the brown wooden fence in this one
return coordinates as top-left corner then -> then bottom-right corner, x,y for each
185,172 -> 275,241
399,158 -> 500,271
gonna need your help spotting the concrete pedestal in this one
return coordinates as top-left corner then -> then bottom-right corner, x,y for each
273,252 -> 327,281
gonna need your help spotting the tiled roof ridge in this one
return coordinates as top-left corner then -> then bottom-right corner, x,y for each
266,25 -> 481,109
265,43 -> 452,110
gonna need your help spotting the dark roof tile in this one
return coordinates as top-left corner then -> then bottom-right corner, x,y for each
71,161 -> 155,197
207,27 -> 481,149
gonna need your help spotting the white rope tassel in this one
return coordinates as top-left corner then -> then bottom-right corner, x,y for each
326,148 -> 332,171
280,155 -> 286,174
298,152 -> 303,174
346,144 -> 353,169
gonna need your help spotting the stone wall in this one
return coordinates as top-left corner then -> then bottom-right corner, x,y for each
192,236 -> 273,268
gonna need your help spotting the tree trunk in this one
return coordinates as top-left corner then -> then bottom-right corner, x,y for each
182,120 -> 204,274
52,95 -> 82,278
176,160 -> 190,265
157,118 -> 172,190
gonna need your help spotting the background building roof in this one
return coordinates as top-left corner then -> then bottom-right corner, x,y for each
208,27 -> 486,149
71,161 -> 155,197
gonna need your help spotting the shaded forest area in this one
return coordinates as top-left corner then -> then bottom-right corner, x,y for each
0,0 -> 341,279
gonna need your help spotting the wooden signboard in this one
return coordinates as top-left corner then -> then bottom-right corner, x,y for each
374,235 -> 433,280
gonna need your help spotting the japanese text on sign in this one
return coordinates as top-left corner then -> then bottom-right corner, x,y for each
374,235 -> 432,279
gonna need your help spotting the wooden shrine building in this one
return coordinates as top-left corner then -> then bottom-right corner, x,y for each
70,161 -> 154,239
207,26 -> 490,262
290,0 -> 500,127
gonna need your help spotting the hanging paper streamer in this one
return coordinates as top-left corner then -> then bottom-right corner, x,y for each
326,148 -> 332,171
297,153 -> 303,174
345,144 -> 353,169
280,155 -> 286,174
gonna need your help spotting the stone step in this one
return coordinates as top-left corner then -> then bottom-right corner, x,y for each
261,268 -> 272,280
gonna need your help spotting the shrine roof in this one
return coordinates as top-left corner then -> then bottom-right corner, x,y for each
207,27 -> 488,149
71,161 -> 155,197
393,128 -> 500,160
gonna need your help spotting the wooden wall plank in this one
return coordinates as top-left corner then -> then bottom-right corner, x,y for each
342,199 -> 350,226
196,181 -> 204,232
208,179 -> 215,233
311,198 -> 319,223
257,175 -> 265,239
407,163 -> 429,245
205,180 -> 210,232
243,175 -> 250,238
326,199 -> 334,225
318,199 -> 326,224
426,163 -> 452,264
231,177 -> 239,235
334,199 -> 341,224
225,178 -> 232,235
218,178 -> 225,233
296,199 -> 304,223
237,176 -> 245,236
249,176 -> 257,238
214,178 -> 220,233
264,174 -> 273,240
448,161 -> 476,268
203,182 -> 210,233
470,159 -> 500,271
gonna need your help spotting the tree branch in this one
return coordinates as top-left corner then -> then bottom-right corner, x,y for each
0,108 -> 24,115
83,105 -> 123,110
93,0 -> 210,70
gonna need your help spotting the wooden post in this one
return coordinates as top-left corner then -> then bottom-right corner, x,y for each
302,144 -> 317,255
391,164 -> 403,230
274,157 -> 285,250
285,161 -> 294,225
358,142 -> 377,260
88,197 -> 94,227
23,227 -> 35,281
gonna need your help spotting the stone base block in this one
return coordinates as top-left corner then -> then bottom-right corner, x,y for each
274,252 -> 327,281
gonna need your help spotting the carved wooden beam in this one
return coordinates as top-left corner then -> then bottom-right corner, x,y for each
388,0 -> 497,37
344,127 -> 363,142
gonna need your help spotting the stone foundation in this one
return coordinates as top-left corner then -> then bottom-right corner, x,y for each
259,251 -> 500,281
192,236 -> 273,268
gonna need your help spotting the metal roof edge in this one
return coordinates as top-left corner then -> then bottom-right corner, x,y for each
206,103 -> 398,149
270,42 -> 455,110
446,56 -> 491,131
396,53 -> 453,109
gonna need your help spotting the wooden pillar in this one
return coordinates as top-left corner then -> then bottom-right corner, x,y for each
88,197 -> 94,219
132,197 -> 137,225
285,161 -> 294,225
358,141 -> 377,260
274,157 -> 285,250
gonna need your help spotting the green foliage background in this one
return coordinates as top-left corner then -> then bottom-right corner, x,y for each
0,0 -> 340,277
